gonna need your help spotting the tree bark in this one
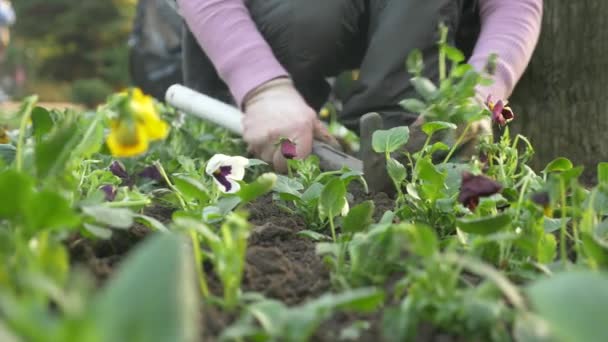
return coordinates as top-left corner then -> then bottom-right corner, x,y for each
509,1 -> 608,184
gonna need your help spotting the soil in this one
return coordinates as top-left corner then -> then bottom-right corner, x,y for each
67,187 -> 459,341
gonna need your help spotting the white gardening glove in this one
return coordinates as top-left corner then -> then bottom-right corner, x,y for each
242,77 -> 336,172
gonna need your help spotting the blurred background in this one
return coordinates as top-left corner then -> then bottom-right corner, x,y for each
4,0 -> 184,108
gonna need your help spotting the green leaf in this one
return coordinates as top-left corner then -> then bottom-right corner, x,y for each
400,98 -> 427,113
386,158 -> 407,186
238,173 -> 277,203
95,234 -> 199,342
544,217 -> 569,233
273,175 -> 303,198
372,126 -> 410,153
527,271 -> 608,342
405,224 -> 438,257
246,159 -> 268,167
74,114 -> 105,157
134,214 -> 169,233
327,288 -> 385,312
0,170 -> 33,220
0,144 -> 16,165
443,45 -> 465,63
297,230 -> 331,242
415,158 -> 446,201
83,223 -> 113,239
249,300 -> 287,337
343,201 -> 375,234
598,162 -> 608,186
450,64 -> 473,78
173,176 -> 209,203
421,121 -> 458,136
24,190 -> 80,234
35,119 -> 80,179
382,298 -> 416,342
301,182 -> 324,203
537,233 -> 557,264
457,213 -> 512,235
81,205 -> 134,229
410,77 -> 438,101
318,179 -> 346,220
406,49 -> 424,76
31,106 -> 54,142
543,157 -> 573,174
559,166 -> 584,184
582,232 -> 608,267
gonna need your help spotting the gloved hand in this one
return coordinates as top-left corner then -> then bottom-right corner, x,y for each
242,77 -> 337,172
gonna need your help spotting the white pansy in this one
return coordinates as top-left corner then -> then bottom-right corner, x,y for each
205,154 -> 249,193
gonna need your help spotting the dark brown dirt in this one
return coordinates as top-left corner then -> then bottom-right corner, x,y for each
68,190 -> 460,342
67,205 -> 170,283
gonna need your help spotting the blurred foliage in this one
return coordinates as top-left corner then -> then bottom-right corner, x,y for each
71,78 -> 114,107
9,0 -> 136,101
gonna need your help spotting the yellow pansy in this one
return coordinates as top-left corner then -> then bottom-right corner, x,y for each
106,119 -> 149,157
125,88 -> 169,140
105,88 -> 169,158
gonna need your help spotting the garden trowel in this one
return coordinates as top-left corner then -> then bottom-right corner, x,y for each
165,84 -> 389,192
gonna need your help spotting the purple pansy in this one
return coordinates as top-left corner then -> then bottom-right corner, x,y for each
138,164 -> 163,182
486,95 -> 515,126
458,172 -> 503,211
109,160 -> 129,179
100,184 -> 117,201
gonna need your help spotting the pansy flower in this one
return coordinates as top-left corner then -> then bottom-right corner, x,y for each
486,95 -> 514,126
458,172 -> 503,211
205,154 -> 249,193
106,88 -> 169,158
279,138 -> 297,159
531,191 -> 552,217
100,184 -> 117,201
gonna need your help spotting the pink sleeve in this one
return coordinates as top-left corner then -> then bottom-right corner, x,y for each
468,0 -> 543,100
177,0 -> 289,107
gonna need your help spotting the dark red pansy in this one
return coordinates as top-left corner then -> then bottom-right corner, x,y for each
458,172 -> 503,211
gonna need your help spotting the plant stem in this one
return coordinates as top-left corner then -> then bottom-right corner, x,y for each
438,24 -> 448,81
15,97 -> 38,172
190,229 -> 210,298
443,122 -> 472,164
329,215 -> 337,242
106,199 -> 151,208
155,161 -> 188,210
559,179 -> 568,267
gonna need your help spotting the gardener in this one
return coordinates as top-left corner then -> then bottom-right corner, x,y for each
176,0 -> 543,170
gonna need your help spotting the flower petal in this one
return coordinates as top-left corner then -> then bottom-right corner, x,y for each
205,154 -> 231,176
212,172 -> 241,194
100,185 -> 117,201
280,139 -> 297,159
458,172 -> 502,210
341,200 -> 350,216
109,161 -> 129,179
226,156 -> 249,181
106,121 -> 149,157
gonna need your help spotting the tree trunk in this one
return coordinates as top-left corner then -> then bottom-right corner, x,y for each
509,1 -> 608,184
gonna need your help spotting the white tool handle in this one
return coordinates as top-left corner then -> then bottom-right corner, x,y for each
165,84 -> 244,135
165,84 -> 364,172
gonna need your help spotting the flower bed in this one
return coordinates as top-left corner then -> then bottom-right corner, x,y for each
1,44 -> 608,342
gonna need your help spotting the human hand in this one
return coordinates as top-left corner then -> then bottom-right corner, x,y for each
242,78 -> 336,172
